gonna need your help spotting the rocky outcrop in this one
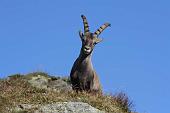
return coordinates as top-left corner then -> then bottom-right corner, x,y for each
26,74 -> 73,92
2,73 -> 133,113
15,73 -> 104,113
14,102 -> 104,113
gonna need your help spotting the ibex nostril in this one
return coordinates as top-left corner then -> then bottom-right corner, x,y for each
84,46 -> 90,50
85,48 -> 89,50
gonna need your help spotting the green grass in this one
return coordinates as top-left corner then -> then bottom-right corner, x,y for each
0,72 -> 134,113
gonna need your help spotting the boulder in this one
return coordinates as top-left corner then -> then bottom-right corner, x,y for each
27,74 -> 72,92
15,102 -> 104,113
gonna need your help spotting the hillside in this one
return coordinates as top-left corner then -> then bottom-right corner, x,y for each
0,72 -> 135,113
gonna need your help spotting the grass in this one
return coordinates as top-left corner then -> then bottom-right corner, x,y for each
0,72 -> 134,113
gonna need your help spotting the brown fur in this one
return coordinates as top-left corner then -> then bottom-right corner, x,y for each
70,15 -> 110,93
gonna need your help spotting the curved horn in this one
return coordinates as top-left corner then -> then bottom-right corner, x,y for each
81,15 -> 90,34
94,23 -> 111,36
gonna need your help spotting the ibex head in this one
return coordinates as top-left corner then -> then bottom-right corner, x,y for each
79,15 -> 111,55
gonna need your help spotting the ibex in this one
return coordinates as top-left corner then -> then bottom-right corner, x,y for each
70,15 -> 110,93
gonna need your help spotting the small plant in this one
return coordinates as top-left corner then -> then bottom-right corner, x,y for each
113,92 -> 133,113
8,74 -> 23,79
25,72 -> 49,78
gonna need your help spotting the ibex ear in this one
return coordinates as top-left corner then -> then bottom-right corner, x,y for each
79,30 -> 84,40
95,38 -> 103,44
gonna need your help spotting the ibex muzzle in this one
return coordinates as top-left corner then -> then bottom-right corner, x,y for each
70,15 -> 111,93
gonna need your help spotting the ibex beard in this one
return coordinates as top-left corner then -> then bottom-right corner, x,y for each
70,15 -> 111,93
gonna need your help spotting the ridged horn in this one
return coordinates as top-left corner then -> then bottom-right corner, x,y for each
94,23 -> 111,36
81,15 -> 90,34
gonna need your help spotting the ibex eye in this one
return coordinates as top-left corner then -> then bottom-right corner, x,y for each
93,42 -> 97,45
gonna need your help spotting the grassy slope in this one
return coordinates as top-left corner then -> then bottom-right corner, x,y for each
0,72 -> 134,113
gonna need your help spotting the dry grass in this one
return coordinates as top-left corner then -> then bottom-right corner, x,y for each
0,73 -> 133,113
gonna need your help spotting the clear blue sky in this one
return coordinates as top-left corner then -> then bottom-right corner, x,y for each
0,0 -> 170,113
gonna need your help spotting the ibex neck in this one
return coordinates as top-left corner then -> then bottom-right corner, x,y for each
77,50 -> 93,70
79,51 -> 92,63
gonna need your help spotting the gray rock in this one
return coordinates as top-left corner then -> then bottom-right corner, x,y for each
28,74 -> 49,89
48,79 -> 72,92
15,102 -> 105,113
27,74 -> 72,92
